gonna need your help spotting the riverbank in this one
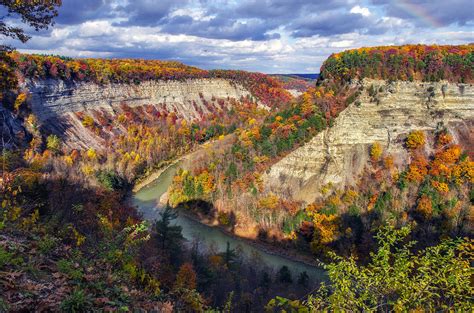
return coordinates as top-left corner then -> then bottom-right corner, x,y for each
133,135 -> 236,193
131,134 -> 325,275
175,207 -> 323,270
133,161 -> 178,193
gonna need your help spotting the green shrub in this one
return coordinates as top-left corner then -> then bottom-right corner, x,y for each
37,235 -> 58,254
46,134 -> 61,153
269,225 -> 473,311
57,259 -> 83,280
0,246 -> 22,269
348,205 -> 360,217
96,170 -> 126,191
60,288 -> 93,313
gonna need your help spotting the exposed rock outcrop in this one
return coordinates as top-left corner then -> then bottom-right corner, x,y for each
25,78 -> 252,121
22,78 -> 253,149
0,106 -> 25,150
265,79 -> 474,203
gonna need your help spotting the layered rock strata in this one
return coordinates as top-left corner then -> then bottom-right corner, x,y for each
265,79 -> 474,203
21,78 -> 253,148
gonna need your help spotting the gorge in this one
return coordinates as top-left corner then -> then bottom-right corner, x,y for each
266,79 -> 474,202
2,44 -> 473,312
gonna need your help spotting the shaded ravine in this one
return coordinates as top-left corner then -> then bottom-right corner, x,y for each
132,163 -> 327,282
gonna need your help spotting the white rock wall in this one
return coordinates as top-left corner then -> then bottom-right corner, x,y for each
25,78 -> 252,121
265,79 -> 474,203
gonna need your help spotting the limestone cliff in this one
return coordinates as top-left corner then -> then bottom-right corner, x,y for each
265,79 -> 474,203
25,78 -> 252,120
22,78 -> 253,148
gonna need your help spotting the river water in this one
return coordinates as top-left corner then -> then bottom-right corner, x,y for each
132,163 -> 326,282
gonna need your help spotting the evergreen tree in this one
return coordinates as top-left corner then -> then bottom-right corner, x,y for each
278,265 -> 293,284
155,207 -> 183,251
297,271 -> 309,288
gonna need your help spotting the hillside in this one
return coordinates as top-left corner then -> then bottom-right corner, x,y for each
1,44 -> 472,311
266,78 -> 474,202
321,44 -> 474,83
2,53 -> 294,182
164,44 -> 473,273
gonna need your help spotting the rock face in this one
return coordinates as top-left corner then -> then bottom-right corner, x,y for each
0,106 -> 26,150
265,79 -> 474,203
25,78 -> 252,121
21,78 -> 253,149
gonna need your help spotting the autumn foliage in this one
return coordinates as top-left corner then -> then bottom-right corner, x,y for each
9,52 -> 292,108
321,44 -> 474,83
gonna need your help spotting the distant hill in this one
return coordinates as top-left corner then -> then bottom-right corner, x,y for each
321,44 -> 474,83
274,73 -> 320,80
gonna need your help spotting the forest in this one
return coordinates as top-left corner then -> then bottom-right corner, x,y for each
321,44 -> 474,83
0,2 -> 472,310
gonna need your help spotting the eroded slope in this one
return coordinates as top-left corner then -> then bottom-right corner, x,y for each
266,79 -> 474,202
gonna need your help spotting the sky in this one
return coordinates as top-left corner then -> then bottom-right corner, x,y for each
4,0 -> 474,73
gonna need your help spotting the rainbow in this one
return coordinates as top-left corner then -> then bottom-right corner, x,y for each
396,0 -> 444,28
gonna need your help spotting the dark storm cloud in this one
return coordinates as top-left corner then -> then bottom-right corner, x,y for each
233,0 -> 350,19
118,0 -> 188,26
370,0 -> 474,26
159,15 -> 280,41
289,12 -> 372,37
41,0 -> 399,41
56,0 -> 114,25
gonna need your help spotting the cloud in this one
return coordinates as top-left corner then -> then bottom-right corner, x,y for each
370,0 -> 474,27
3,0 -> 473,74
350,5 -> 371,17
117,0 -> 188,26
55,0 -> 115,25
289,11 -> 373,37
159,15 -> 280,41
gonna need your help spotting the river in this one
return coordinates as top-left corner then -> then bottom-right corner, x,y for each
132,163 -> 326,282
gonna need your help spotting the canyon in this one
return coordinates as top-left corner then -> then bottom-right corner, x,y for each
2,44 -> 473,311
265,79 -> 474,202
22,78 -> 254,149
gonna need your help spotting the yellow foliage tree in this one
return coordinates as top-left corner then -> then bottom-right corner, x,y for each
416,195 -> 433,219
406,130 -> 426,149
370,142 -> 383,162
14,92 -> 27,111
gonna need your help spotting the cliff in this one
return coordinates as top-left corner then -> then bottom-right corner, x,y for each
265,79 -> 474,203
21,78 -> 254,149
25,78 -> 252,120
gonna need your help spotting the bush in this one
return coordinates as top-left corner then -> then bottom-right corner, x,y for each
81,115 -> 94,127
96,170 -> 126,191
57,259 -> 83,280
37,235 -> 58,254
406,130 -> 426,149
0,246 -> 22,269
60,288 -> 93,313
46,134 -> 61,153
269,226 -> 473,311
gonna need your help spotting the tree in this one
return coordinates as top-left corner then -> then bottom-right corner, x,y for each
219,242 -> 237,269
277,265 -> 293,284
297,271 -> 309,288
155,207 -> 183,251
406,130 -> 426,149
174,262 -> 197,291
269,225 -> 473,311
46,134 -> 61,153
370,142 -> 383,162
260,271 -> 271,290
0,0 -> 62,51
